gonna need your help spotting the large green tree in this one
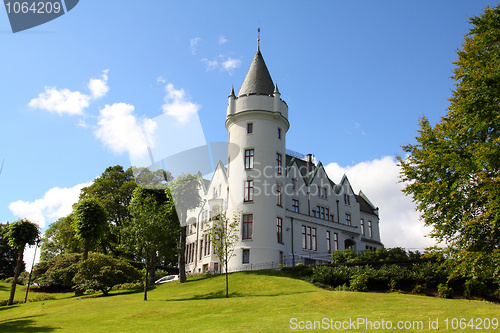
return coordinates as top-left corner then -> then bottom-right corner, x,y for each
79,166 -> 137,256
127,187 -> 179,300
39,215 -> 84,261
73,198 -> 108,260
398,4 -> 500,252
6,219 -> 40,305
169,173 -> 202,283
0,223 -> 24,280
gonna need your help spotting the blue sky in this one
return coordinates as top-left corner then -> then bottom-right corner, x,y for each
0,1 -> 495,263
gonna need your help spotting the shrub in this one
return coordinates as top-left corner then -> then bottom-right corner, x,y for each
33,253 -> 82,291
72,253 -> 141,295
412,283 -> 426,294
349,273 -> 369,292
437,283 -> 454,299
463,279 -> 487,299
312,266 -> 351,287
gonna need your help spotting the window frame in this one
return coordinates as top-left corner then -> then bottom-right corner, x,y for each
276,153 -> 282,175
242,214 -> 253,240
277,217 -> 283,244
245,149 -> 254,169
242,249 -> 250,264
244,179 -> 254,202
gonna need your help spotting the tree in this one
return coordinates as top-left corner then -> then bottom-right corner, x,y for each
398,4 -> 500,252
39,215 -> 84,261
168,173 -> 202,283
6,219 -> 40,305
79,166 -> 137,256
208,210 -> 239,298
32,253 -> 82,292
127,187 -> 179,300
73,198 -> 108,260
72,253 -> 141,296
0,223 -> 24,280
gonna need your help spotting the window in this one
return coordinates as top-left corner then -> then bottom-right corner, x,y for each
291,178 -> 297,190
242,214 -> 253,240
302,226 -> 317,251
276,184 -> 282,206
319,187 -> 327,199
306,226 -> 311,250
321,207 -> 325,220
207,235 -> 211,255
330,214 -> 334,222
292,199 -> 299,213
245,149 -> 254,169
277,217 -> 283,243
276,153 -> 282,174
360,219 -> 365,236
244,180 -> 254,202
334,233 -> 339,251
327,231 -> 331,253
368,220 -> 373,238
345,213 -> 351,226
344,194 -> 350,205
325,208 -> 330,221
247,123 -> 253,134
199,240 -> 203,260
312,228 -> 317,251
278,127 -> 281,139
242,249 -> 250,264
301,226 -> 306,249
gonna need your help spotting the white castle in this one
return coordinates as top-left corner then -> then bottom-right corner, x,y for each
184,45 -> 383,273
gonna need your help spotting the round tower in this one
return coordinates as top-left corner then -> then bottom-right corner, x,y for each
226,46 -> 289,267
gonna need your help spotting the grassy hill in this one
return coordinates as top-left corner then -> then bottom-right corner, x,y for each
1,270 -> 499,332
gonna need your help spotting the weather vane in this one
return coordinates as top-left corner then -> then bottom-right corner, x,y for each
258,27 -> 260,49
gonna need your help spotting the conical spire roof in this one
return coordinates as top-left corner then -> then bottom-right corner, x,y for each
238,49 -> 275,97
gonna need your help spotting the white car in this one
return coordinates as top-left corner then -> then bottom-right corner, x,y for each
155,275 -> 179,284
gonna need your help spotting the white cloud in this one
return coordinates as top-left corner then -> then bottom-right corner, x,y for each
324,156 -> 435,251
28,87 -> 90,115
157,76 -> 166,83
219,35 -> 228,44
221,57 -> 241,72
201,54 -> 241,74
94,103 -> 157,159
202,58 -> 219,70
8,182 -> 92,229
88,69 -> 109,99
161,83 -> 200,124
190,37 -> 201,55
28,70 -> 109,115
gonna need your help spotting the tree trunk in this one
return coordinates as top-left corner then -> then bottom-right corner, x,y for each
148,263 -> 156,286
225,265 -> 229,298
179,224 -> 187,283
144,263 -> 149,301
83,237 -> 90,261
8,248 -> 24,306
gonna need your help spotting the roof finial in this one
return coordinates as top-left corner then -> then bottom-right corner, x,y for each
257,27 -> 260,50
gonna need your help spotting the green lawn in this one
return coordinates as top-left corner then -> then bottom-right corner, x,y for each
1,270 -> 499,332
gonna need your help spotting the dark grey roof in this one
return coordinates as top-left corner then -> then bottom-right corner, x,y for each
355,194 -> 378,216
238,49 -> 275,97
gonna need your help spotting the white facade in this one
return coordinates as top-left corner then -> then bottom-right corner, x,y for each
184,47 -> 383,274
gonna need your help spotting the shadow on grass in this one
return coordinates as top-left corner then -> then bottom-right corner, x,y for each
0,315 -> 58,332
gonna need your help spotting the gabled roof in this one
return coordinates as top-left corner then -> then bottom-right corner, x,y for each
238,49 -> 275,97
356,192 -> 379,216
